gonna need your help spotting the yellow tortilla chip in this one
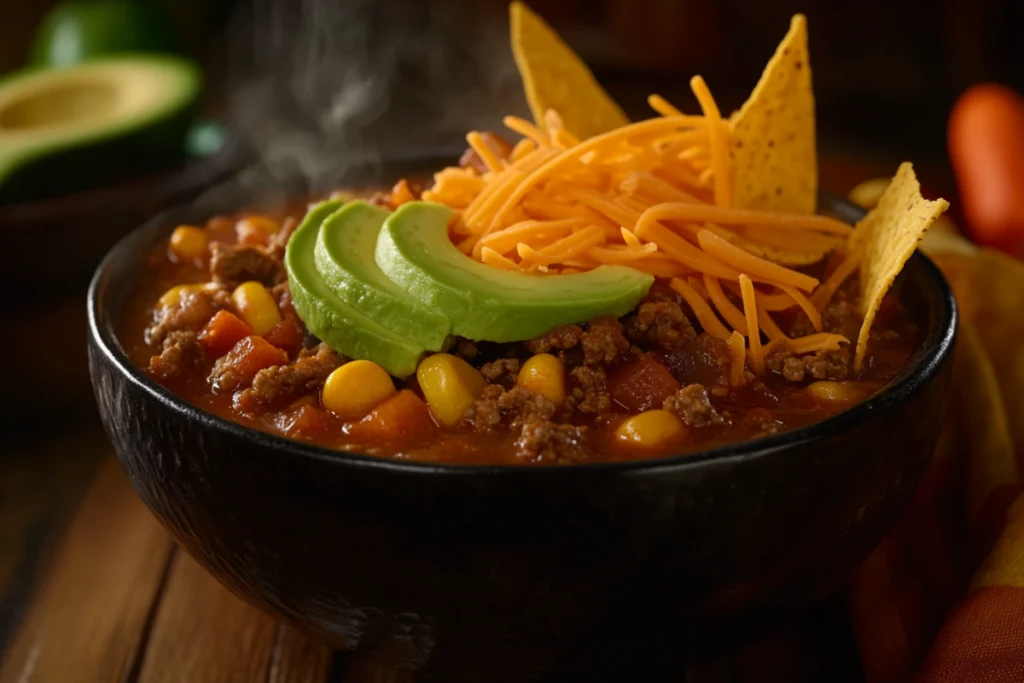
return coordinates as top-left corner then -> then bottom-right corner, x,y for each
851,163 -> 949,371
509,2 -> 629,140
729,15 -> 816,215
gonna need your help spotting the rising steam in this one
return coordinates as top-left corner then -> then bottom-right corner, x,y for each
224,0 -> 527,192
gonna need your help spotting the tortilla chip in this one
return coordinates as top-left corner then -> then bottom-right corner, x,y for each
851,177 -> 975,258
851,163 -> 949,371
729,15 -> 817,215
509,2 -> 629,140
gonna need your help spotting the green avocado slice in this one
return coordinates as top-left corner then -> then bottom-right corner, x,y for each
286,201 -> 424,378
314,201 -> 451,351
0,55 -> 200,204
375,201 -> 654,342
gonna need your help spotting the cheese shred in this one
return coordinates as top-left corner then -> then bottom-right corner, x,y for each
414,93 -> 859,376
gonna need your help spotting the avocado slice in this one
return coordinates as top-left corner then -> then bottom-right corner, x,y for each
376,202 -> 654,342
286,201 -> 425,378
314,200 -> 451,351
0,55 -> 200,204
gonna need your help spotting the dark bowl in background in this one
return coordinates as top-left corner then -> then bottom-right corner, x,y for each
0,133 -> 241,417
87,184 -> 957,683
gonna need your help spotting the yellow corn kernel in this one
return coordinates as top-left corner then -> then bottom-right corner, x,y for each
615,410 -> 688,450
517,353 -> 566,405
157,282 -> 219,307
169,225 -> 209,260
158,284 -> 190,307
417,353 -> 487,427
806,381 -> 860,402
232,281 -> 281,336
322,360 -> 396,420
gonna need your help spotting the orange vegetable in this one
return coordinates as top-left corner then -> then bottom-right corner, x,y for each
949,83 -> 1024,253
199,310 -> 254,357
347,389 -> 438,445
282,404 -> 332,438
608,355 -> 680,413
211,336 -> 288,393
265,316 -> 304,353
236,216 -> 278,247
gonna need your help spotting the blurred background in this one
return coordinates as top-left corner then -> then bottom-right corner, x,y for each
5,0 -> 1024,190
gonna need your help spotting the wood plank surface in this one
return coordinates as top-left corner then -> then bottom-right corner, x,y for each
0,458 -> 174,683
135,551 -> 281,683
267,624 -> 334,683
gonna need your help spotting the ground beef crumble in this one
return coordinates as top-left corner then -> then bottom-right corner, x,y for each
145,286 -> 232,347
236,343 -> 345,411
663,384 -> 726,428
480,358 -> 521,385
566,365 -> 611,414
149,330 -> 204,380
515,422 -> 588,464
266,217 -> 298,260
524,325 -> 584,355
466,385 -> 556,431
766,348 -> 852,383
209,241 -> 285,288
624,299 -> 697,351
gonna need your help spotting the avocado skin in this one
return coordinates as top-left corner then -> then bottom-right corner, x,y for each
314,201 -> 451,351
0,58 -> 201,206
30,0 -> 184,67
376,201 -> 654,342
286,201 -> 425,378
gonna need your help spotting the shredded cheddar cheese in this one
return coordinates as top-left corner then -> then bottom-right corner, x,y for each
417,86 -> 866,377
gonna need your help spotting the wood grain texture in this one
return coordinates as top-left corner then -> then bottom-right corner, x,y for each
0,457 -> 174,683
267,625 -> 334,683
136,551 -> 280,683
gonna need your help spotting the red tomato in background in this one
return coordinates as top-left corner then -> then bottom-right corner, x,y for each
948,84 -> 1024,255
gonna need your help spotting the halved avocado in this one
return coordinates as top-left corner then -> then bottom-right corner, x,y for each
287,200 -> 425,378
314,200 -> 451,351
376,201 -> 654,342
0,55 -> 200,204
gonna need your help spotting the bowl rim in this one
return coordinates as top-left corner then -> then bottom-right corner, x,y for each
87,191 -> 958,476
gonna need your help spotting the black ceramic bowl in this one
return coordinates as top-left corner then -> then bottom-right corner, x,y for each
87,184 -> 956,682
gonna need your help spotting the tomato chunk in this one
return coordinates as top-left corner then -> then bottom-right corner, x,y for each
265,315 -> 304,354
608,354 -> 681,413
347,389 -> 438,446
211,336 -> 288,393
282,404 -> 332,438
199,310 -> 254,357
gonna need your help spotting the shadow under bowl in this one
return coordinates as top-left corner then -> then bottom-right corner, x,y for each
87,186 -> 956,682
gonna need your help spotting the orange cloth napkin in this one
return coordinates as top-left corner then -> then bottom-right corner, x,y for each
849,204 -> 1024,681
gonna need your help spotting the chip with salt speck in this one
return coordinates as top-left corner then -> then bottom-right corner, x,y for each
850,162 -> 949,371
729,15 -> 816,215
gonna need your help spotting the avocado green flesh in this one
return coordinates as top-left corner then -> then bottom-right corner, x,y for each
286,201 -> 425,378
376,202 -> 655,342
314,201 -> 451,351
0,55 -> 200,204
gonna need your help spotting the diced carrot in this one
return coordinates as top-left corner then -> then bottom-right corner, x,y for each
283,404 -> 332,438
265,316 -> 304,354
213,336 -> 288,392
199,310 -> 254,357
347,390 -> 438,445
236,216 -> 277,247
608,355 -> 681,413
